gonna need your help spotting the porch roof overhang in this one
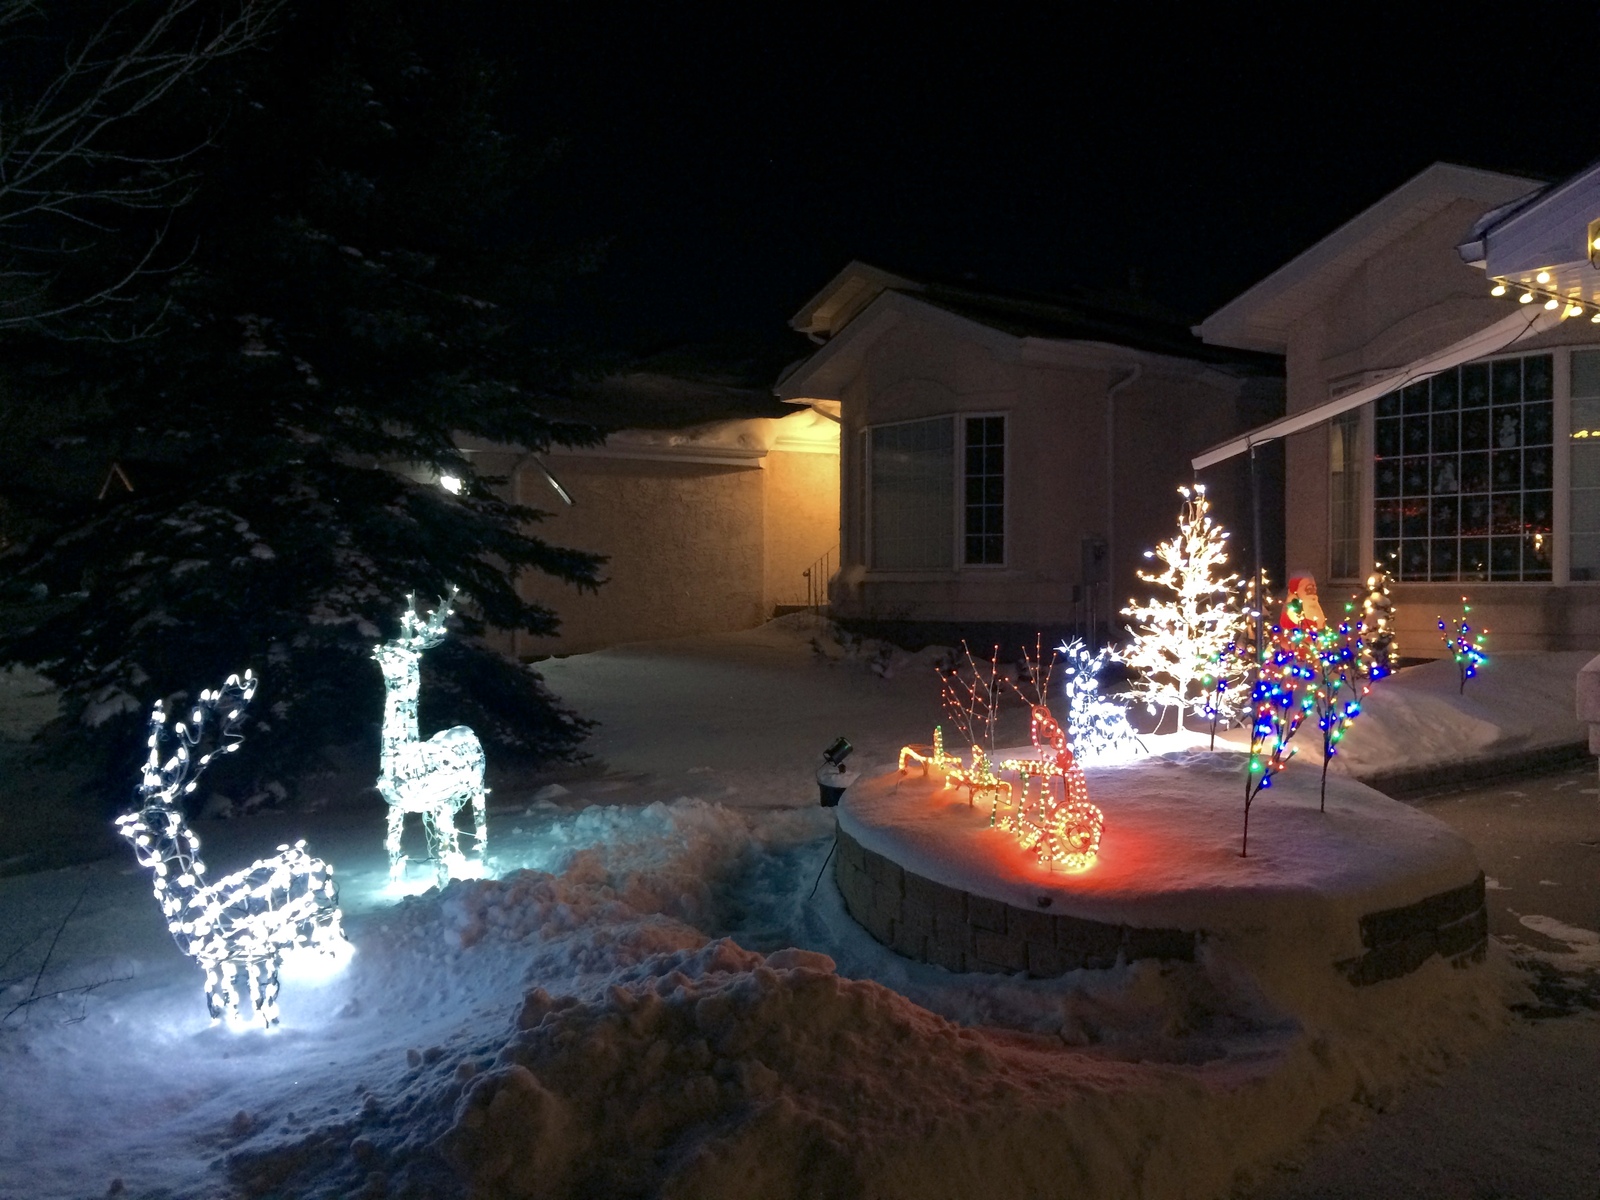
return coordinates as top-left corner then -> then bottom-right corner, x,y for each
1190,305 -> 1562,470
1460,155 -> 1600,314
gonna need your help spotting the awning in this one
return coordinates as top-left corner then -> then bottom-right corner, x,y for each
1191,306 -> 1562,470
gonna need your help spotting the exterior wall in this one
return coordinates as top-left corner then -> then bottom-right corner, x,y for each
762,447 -> 840,610
1279,199 -> 1600,653
830,312 -> 1271,627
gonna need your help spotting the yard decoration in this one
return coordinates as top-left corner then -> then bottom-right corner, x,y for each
1438,599 -> 1488,694
1281,575 -> 1327,631
897,726 -> 961,777
374,590 -> 489,886
1241,625 -> 1317,856
1121,484 -> 1250,733
936,640 -> 1006,753
114,671 -> 347,1029
1310,608 -> 1369,811
1361,564 -> 1397,680
996,639 -> 1104,872
1056,638 -> 1142,764
943,745 -> 1012,812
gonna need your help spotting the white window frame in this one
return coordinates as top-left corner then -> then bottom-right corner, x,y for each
958,411 -> 1009,570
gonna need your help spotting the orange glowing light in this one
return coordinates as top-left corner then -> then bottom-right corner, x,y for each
944,744 -> 1012,810
997,705 -> 1104,872
898,726 -> 962,777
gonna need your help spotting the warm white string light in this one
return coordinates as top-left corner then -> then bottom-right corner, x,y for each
374,590 -> 489,886
114,671 -> 347,1029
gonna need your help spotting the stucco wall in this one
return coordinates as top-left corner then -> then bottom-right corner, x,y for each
510,456 -> 767,656
763,448 -> 840,610
830,312 -> 1271,626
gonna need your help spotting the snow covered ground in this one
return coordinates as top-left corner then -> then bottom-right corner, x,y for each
0,619 -> 1595,1199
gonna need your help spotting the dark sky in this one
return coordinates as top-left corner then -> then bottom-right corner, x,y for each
487,4 -> 1600,358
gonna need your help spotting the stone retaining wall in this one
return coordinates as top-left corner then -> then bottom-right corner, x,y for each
837,827 -> 1488,984
1335,872 -> 1488,985
834,826 -> 1195,977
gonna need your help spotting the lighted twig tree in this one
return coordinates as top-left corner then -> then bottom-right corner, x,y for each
1241,626 -> 1316,856
1309,610 -> 1369,811
1057,638 -> 1141,764
1438,599 -> 1488,694
937,641 -> 1006,753
1362,564 -> 1398,681
1121,485 -> 1249,733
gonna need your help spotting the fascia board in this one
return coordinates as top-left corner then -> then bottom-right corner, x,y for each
774,295 -> 906,402
1480,159 -> 1600,279
1199,163 -> 1542,353
788,260 -> 917,334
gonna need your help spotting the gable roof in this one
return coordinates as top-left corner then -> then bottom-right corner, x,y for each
1199,162 -> 1544,354
789,259 -> 1277,367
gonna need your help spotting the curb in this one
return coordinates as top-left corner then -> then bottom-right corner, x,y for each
1358,741 -> 1590,799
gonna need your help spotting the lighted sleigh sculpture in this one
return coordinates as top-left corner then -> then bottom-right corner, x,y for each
115,672 -> 347,1029
997,705 -> 1104,872
373,591 -> 488,886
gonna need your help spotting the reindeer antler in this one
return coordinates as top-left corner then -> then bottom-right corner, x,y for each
138,671 -> 257,808
395,587 -> 459,651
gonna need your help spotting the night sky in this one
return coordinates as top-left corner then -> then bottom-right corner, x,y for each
481,3 -> 1600,364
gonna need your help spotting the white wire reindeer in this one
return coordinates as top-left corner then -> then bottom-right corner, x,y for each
372,591 -> 488,886
114,672 -> 347,1028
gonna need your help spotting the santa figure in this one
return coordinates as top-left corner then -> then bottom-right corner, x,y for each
1282,574 -> 1327,630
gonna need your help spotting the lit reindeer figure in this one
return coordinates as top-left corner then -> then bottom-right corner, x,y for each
114,671 -> 346,1028
373,591 -> 488,886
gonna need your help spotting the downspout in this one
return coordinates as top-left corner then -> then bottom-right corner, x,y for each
1105,363 -> 1143,643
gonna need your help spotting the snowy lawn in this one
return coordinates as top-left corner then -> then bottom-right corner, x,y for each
0,619 -> 1583,1199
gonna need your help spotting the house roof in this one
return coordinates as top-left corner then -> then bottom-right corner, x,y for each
1198,162 -> 1544,354
787,259 -> 1279,370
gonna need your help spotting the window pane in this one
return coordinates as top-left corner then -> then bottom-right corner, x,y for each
1432,368 -> 1460,409
962,415 -> 1005,565
1461,409 -> 1490,450
1524,354 -> 1553,401
870,418 -> 954,569
1461,363 -> 1490,407
1524,402 -> 1552,446
1574,350 -> 1600,399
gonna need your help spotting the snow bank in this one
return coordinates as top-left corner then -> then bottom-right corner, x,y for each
1326,652 -> 1590,781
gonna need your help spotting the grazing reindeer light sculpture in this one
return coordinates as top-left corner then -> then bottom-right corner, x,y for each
115,671 -> 347,1028
373,591 -> 488,886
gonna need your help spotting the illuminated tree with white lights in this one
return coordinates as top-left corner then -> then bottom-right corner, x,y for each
1121,485 -> 1249,733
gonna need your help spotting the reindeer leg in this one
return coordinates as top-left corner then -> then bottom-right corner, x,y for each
257,958 -> 281,1029
472,780 -> 488,862
203,964 -> 226,1024
386,805 -> 407,880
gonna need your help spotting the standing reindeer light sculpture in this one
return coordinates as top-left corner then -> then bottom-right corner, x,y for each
373,590 -> 488,886
114,671 -> 347,1029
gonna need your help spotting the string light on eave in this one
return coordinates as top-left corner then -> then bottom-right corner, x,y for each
1489,275 -> 1597,320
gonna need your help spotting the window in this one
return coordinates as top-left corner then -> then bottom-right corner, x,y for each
1570,351 -> 1600,579
864,413 -> 1007,569
1329,411 -> 1361,579
1372,353 -> 1553,582
869,417 -> 954,568
964,416 -> 1005,565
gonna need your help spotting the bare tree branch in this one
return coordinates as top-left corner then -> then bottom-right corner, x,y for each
0,0 -> 283,334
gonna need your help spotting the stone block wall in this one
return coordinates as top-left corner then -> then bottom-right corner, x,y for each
1336,872 -> 1488,985
833,827 -> 1196,976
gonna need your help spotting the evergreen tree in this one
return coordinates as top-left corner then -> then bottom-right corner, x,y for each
1120,485 -> 1248,733
0,0 -> 605,801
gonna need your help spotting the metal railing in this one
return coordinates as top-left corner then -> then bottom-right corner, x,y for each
799,545 -> 837,616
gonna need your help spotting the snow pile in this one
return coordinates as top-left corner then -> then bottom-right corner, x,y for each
1326,652 -> 1590,780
